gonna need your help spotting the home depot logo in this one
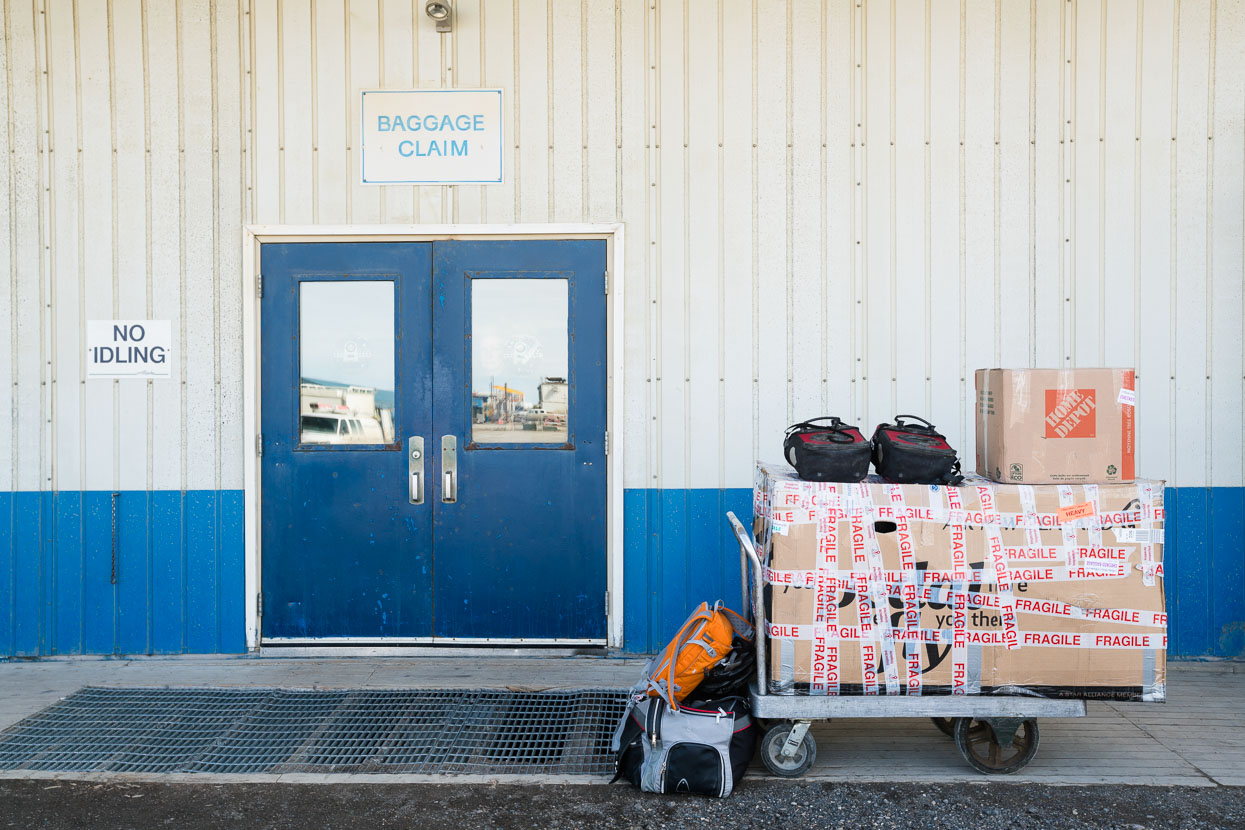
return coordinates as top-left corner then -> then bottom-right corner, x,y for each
1044,388 -> 1096,438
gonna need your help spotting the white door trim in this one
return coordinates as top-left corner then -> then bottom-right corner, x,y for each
242,224 -> 626,650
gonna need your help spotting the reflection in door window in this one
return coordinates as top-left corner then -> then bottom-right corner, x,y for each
299,280 -> 396,445
472,278 -> 569,444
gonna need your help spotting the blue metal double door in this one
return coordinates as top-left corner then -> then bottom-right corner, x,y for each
260,240 -> 607,643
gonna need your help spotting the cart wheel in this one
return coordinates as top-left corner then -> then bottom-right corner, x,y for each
952,718 -> 1040,775
931,717 -> 956,737
759,722 -> 817,778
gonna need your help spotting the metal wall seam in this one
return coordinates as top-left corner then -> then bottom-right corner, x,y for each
1167,0 -> 1179,488
784,0 -> 793,428
888,0 -> 896,416
71,0 -> 86,503
925,0 -> 933,412
681,0 -> 690,494
341,2 -> 350,223
849,0 -> 859,429
818,2 -> 829,420
1204,0 -> 1215,489
648,0 -> 658,490
107,1 -> 120,494
1029,0 -> 1038,366
545,0 -> 554,221
1096,0 -> 1106,365
1132,0 -> 1142,425
993,0 -> 1001,367
37,0 -> 52,498
956,0 -> 965,444
749,0 -> 758,472
2,0 -> 15,490
579,0 -> 589,222
717,0 -> 726,492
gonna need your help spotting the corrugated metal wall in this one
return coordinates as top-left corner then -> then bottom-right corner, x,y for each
235,0 -> 1243,492
2,0 -> 1243,656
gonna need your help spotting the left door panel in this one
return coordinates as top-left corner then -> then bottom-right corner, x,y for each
260,243 -> 433,639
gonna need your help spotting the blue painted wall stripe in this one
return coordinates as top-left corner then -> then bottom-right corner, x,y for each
0,491 -> 246,657
1,486 -> 1241,658
13,493 -> 42,656
82,494 -> 114,655
1211,488 -> 1245,657
0,494 -> 13,655
621,487 -> 1244,659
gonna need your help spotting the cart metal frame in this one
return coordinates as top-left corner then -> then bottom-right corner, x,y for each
726,511 -> 1086,776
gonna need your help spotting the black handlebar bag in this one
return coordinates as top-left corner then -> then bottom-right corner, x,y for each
870,415 -> 964,486
783,417 -> 872,482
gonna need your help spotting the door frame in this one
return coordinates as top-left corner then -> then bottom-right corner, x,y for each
242,224 -> 625,651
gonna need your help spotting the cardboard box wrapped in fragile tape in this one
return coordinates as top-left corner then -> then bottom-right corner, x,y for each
755,461 -> 1166,702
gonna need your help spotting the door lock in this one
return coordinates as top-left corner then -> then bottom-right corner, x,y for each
408,436 -> 425,504
442,434 -> 457,502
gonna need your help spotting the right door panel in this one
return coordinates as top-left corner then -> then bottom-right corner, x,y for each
430,240 -> 608,641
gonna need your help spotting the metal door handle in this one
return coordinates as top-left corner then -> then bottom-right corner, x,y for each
408,437 -> 425,504
441,434 -> 457,503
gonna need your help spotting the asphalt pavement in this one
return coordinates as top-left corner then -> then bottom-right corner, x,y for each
2,780 -> 1243,830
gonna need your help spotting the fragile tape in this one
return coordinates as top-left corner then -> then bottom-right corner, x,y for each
987,525 -> 1020,650
766,622 -> 1169,649
775,502 -> 1159,531
1018,485 -> 1043,548
763,562 -> 1131,587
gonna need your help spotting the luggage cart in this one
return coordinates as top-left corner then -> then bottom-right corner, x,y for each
725,511 -> 1086,776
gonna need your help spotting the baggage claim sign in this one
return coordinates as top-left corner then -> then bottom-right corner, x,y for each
361,89 -> 504,185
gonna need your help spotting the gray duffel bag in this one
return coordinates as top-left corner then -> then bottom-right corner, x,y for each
610,695 -> 756,797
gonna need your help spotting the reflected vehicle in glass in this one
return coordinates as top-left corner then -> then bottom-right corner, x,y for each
298,279 -> 396,446
298,382 -> 393,444
471,279 -> 569,444
522,377 -> 568,432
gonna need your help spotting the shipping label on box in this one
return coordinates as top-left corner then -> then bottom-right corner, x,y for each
756,462 -> 1166,702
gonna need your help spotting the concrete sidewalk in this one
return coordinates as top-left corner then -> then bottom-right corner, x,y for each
0,656 -> 1240,787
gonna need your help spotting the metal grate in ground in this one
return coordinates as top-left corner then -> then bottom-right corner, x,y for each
0,687 -> 630,776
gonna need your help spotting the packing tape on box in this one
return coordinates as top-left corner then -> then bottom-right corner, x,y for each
855,485 -> 902,696
765,561 -> 1132,587
765,569 -> 1167,629
766,621 -> 1168,650
1084,484 -> 1103,546
1143,648 -> 1159,699
772,502 -> 1162,532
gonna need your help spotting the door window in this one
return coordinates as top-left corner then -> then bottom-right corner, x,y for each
470,277 -> 569,444
298,279 -> 397,446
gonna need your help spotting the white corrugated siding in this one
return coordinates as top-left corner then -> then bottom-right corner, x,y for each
2,0 -> 1243,493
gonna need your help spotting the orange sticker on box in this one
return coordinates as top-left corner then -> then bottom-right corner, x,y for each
1056,501 -> 1095,523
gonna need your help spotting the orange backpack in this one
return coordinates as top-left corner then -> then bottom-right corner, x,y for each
639,601 -> 753,710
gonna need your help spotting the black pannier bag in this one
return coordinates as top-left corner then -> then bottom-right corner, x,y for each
870,415 -> 964,486
692,634 -> 756,699
783,417 -> 872,482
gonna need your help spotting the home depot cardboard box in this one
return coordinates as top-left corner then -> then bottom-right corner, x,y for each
755,462 -> 1166,701
976,368 -> 1136,484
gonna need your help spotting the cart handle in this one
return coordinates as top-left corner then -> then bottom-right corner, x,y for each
726,511 -> 768,696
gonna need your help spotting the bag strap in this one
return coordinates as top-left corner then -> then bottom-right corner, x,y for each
940,458 -> 965,487
720,607 -> 755,642
892,414 -> 939,434
785,417 -> 857,444
660,603 -> 716,711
